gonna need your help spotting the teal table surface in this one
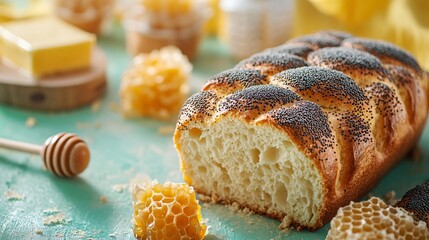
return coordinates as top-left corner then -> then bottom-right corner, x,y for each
1,25 -> 429,240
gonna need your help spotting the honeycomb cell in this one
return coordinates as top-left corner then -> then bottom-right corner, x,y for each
326,197 -> 429,240
121,46 -> 191,120
132,181 -> 206,239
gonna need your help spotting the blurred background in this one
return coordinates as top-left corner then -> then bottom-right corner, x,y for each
1,0 -> 428,69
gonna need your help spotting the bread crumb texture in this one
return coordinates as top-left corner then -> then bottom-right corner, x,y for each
43,207 -> 60,215
4,190 -> 24,200
178,120 -> 323,229
91,99 -> 101,112
43,211 -> 69,226
120,46 -> 191,120
326,197 -> 429,240
132,180 -> 206,239
25,117 -> 37,128
112,184 -> 128,193
100,195 -> 107,204
71,230 -> 86,238
158,125 -> 176,136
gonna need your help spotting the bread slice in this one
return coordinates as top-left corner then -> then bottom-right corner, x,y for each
173,31 -> 429,230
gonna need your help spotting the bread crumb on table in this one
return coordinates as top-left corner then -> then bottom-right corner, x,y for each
4,190 -> 24,200
71,230 -> 86,238
158,125 -> 175,135
25,117 -> 37,128
108,102 -> 122,113
43,212 -> 69,226
227,202 -> 240,212
55,232 -> 64,238
198,194 -> 211,202
279,216 -> 292,230
198,193 -> 223,204
383,191 -> 398,205
240,207 -> 253,215
94,121 -> 101,129
91,100 -> 101,112
43,207 -> 60,215
112,184 -> 128,193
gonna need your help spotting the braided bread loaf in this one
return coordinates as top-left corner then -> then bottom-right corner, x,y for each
173,31 -> 429,230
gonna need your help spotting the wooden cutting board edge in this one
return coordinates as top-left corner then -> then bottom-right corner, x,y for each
0,48 -> 107,111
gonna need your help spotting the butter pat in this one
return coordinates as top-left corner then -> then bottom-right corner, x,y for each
0,17 -> 95,78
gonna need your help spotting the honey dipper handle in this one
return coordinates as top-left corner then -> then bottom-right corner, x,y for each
0,137 -> 42,155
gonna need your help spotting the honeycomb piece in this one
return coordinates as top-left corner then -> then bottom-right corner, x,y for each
132,181 -> 206,240
120,46 -> 191,120
326,197 -> 429,240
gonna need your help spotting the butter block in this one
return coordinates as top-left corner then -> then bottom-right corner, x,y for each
0,17 -> 95,78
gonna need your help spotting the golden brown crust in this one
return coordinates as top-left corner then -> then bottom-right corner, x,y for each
270,66 -> 368,110
174,31 -> 429,230
308,47 -> 392,87
342,38 -> 422,74
215,85 -> 301,121
176,90 -> 219,131
235,52 -> 309,76
202,69 -> 268,95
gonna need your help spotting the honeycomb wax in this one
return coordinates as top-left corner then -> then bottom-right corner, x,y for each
132,180 -> 206,239
120,46 -> 191,120
326,197 -> 429,240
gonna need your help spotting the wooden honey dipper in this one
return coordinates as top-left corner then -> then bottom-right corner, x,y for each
0,133 -> 90,177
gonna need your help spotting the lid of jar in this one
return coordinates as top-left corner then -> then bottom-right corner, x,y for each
220,0 -> 292,12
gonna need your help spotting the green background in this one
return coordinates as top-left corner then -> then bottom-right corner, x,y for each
0,24 -> 428,240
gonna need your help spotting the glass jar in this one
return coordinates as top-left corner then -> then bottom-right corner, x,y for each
219,0 -> 294,59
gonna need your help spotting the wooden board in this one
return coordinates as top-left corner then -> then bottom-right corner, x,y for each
0,48 -> 107,111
